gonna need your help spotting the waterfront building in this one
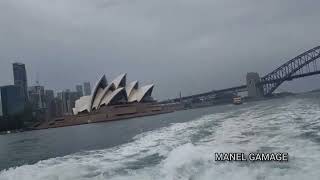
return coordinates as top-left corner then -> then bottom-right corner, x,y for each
0,85 -> 27,131
12,63 -> 28,102
73,73 -> 154,115
83,82 -> 91,96
76,85 -> 83,97
0,85 -> 26,117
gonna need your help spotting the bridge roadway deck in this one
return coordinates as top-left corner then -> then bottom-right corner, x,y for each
171,85 -> 248,102
169,70 -> 320,102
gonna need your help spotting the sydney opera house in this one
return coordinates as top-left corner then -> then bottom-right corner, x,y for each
73,73 -> 155,115
34,73 -> 180,130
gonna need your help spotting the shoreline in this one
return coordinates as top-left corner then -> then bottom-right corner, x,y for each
0,93 -> 297,135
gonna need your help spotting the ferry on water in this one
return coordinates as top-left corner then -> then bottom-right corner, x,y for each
233,96 -> 243,105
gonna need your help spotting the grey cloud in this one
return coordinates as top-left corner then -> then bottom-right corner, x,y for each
0,0 -> 320,99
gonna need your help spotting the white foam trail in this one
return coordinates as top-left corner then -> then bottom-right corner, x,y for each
1,96 -> 320,180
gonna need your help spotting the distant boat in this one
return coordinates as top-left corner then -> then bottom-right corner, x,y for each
233,96 -> 243,105
6,131 -> 11,134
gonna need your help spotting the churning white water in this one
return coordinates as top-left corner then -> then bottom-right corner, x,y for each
1,94 -> 320,180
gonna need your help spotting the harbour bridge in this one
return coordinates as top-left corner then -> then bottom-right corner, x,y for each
172,45 -> 320,102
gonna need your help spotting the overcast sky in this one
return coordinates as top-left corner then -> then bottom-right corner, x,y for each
0,0 -> 320,99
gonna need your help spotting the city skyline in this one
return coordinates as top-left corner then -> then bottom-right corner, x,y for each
1,62 -> 93,98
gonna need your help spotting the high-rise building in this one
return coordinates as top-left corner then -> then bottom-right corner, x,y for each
60,90 -> 78,115
44,90 -> 55,120
61,90 -> 70,114
0,89 -> 2,117
45,90 -> 54,99
0,85 -> 26,117
57,92 -> 63,100
83,82 -> 91,96
28,85 -> 46,109
76,85 -> 83,97
45,90 -> 54,104
52,98 -> 63,117
0,85 -> 27,131
12,63 -> 28,102
44,90 -> 55,109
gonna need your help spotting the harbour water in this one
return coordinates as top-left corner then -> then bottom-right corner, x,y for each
1,92 -> 320,180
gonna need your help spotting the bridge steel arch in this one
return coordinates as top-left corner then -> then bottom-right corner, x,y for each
260,46 -> 320,96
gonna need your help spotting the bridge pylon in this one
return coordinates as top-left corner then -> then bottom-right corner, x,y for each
246,72 -> 263,98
